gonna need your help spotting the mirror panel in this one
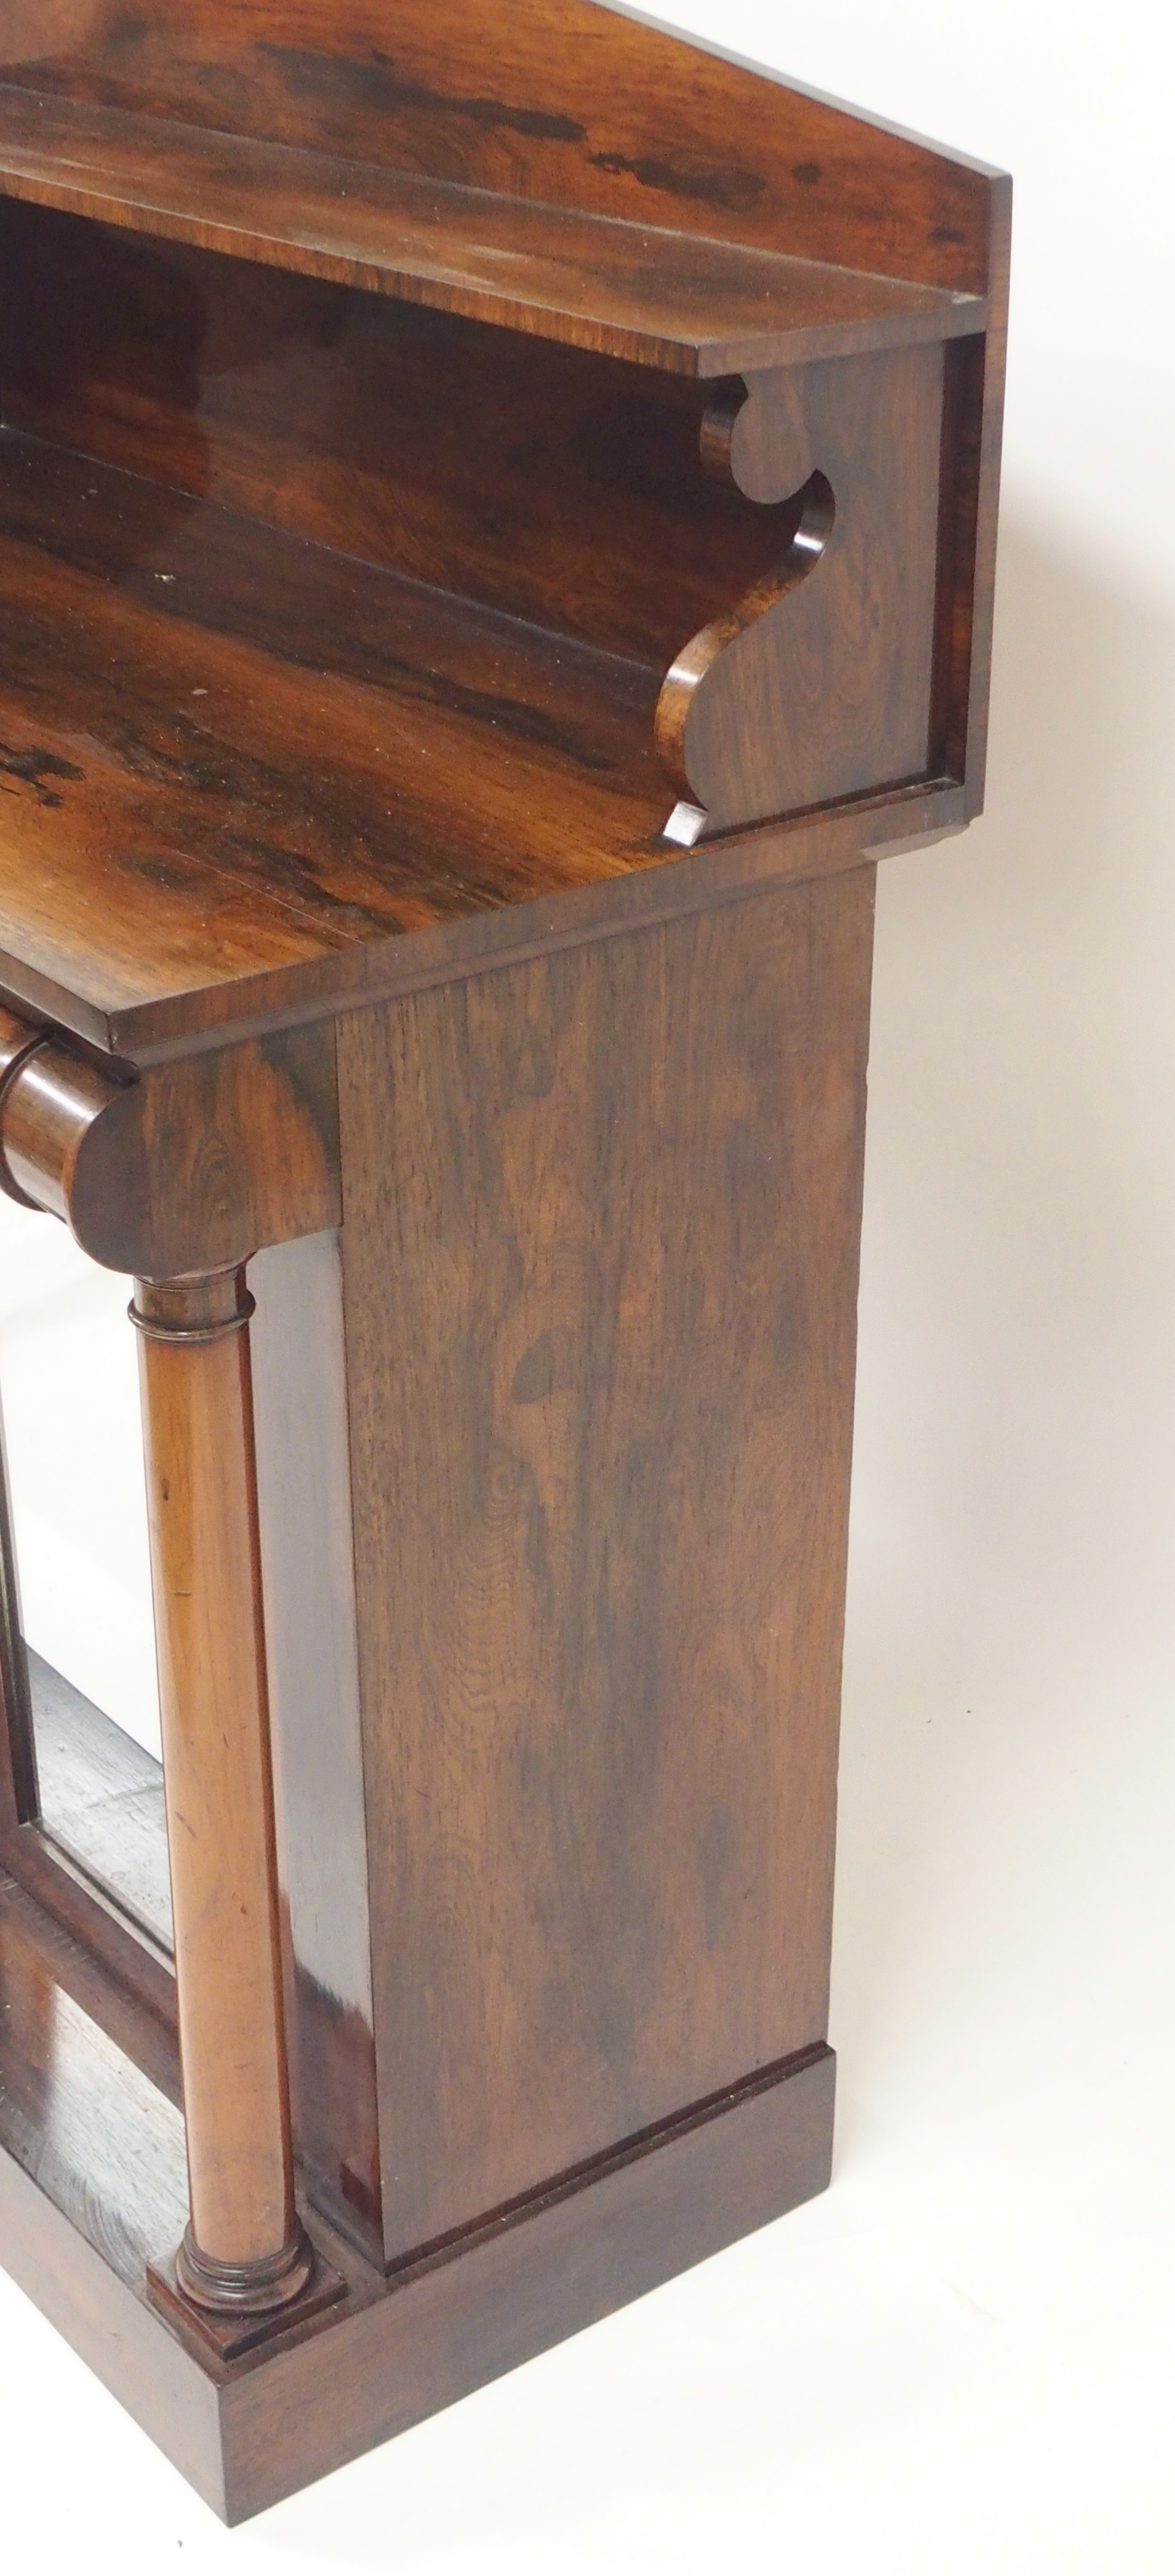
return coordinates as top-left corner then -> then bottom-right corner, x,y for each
0,1190 -> 171,1947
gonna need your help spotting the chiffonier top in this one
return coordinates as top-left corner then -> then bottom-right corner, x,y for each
0,0 -> 1007,1065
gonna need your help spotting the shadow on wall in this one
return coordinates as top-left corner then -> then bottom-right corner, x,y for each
853,501 -> 1175,1700
831,502 -> 1175,2097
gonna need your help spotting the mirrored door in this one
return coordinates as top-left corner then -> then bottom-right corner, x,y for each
0,1189 -> 172,1951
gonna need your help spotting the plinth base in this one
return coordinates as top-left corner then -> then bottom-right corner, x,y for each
0,1884 -> 834,2522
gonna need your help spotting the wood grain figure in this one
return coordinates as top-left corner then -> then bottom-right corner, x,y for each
0,0 -> 1007,2517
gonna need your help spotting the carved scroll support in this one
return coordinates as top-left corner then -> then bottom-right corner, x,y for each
656,460 -> 835,839
655,368 -> 840,843
0,1003 -> 344,2339
656,347 -> 944,844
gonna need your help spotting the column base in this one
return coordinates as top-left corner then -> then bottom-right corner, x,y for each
176,2219 -> 316,2314
147,2225 -> 347,2360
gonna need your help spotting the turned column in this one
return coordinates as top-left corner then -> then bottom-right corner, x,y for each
0,1006 -> 316,2320
131,1266 -> 313,2316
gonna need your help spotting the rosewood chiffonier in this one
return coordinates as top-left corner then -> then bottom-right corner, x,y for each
0,0 -> 1007,2520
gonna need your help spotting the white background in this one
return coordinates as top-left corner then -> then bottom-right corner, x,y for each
2,0 -> 1173,2565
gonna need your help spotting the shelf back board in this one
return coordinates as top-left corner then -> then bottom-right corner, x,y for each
0,0 -> 1001,294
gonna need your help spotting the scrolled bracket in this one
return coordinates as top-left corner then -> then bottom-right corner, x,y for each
656,464 -> 836,836
699,368 -> 819,505
0,1003 -> 339,1277
0,1006 -> 90,1213
0,1006 -> 131,1226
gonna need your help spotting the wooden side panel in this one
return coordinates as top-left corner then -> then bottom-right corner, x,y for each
0,0 -> 996,293
337,870 -> 874,2263
961,179 -> 1011,814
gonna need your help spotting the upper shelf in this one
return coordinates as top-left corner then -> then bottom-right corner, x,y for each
0,86 -> 986,380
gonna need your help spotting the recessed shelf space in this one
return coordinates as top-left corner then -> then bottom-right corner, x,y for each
0,427 -> 671,1045
0,86 -> 985,377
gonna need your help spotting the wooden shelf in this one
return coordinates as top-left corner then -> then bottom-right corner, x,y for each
0,87 -> 985,378
0,427 -> 674,1046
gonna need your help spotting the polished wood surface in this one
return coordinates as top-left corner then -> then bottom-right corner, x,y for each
0,993 -> 339,1274
0,1873 -> 188,2271
0,760 -> 958,1062
226,2046 -> 834,2522
0,0 -> 996,293
337,870 -> 871,2263
0,365 -> 967,1055
0,88 -> 983,377
0,18 -> 1007,1065
0,1866 -> 177,2102
0,1010 -> 116,1225
0,207 -> 974,676
0,421 -> 669,1025
657,344 -> 945,830
134,1267 -> 309,2309
0,1791 -> 177,2038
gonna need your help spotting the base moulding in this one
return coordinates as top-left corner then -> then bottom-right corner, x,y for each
0,2023 -> 834,2522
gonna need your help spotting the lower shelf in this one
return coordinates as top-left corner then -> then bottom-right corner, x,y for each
28,1648 -> 173,1952
0,1878 -> 834,2521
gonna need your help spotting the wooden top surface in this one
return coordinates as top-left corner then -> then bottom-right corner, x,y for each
0,3 -> 1004,1059
0,89 -> 984,377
